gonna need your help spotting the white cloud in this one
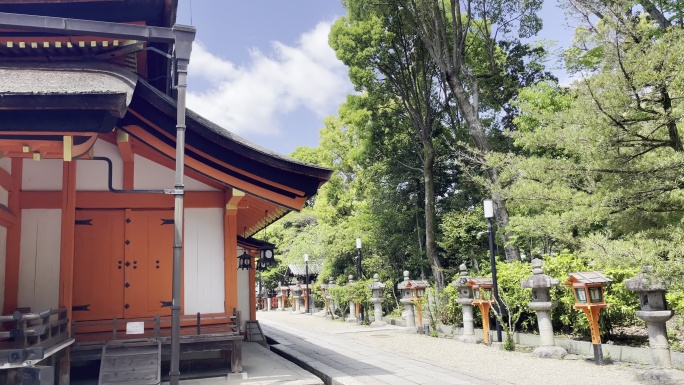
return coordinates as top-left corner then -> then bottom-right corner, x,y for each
186,21 -> 352,136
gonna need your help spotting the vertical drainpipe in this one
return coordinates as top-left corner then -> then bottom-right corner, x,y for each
169,24 -> 196,385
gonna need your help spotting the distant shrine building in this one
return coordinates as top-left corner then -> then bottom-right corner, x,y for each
0,0 -> 330,382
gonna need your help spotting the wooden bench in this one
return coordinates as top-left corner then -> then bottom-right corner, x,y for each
71,310 -> 243,373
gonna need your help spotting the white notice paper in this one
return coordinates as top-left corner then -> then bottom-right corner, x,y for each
126,321 -> 145,335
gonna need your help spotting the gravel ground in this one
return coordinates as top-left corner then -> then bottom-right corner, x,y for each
258,310 -> 652,385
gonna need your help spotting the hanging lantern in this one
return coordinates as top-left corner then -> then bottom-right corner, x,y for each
260,244 -> 276,265
237,252 -> 252,270
255,258 -> 268,272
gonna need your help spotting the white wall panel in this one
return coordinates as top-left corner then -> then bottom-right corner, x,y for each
237,267 -> 250,328
23,159 -> 62,191
18,209 -> 61,312
0,226 -> 7,313
237,247 -> 254,330
134,155 -> 217,191
0,157 -> 11,173
183,208 -> 225,315
76,139 -> 123,191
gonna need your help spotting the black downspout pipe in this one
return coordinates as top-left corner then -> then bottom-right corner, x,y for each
87,157 -> 168,194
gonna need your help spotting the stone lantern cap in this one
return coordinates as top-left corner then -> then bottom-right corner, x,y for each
564,271 -> 612,287
625,266 -> 668,292
368,273 -> 385,290
346,275 -> 355,287
452,263 -> 471,288
521,259 -> 559,289
322,277 -> 336,290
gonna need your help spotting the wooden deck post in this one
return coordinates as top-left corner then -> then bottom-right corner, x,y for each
224,189 -> 244,315
3,158 -> 22,315
249,250 -> 256,322
59,161 -> 77,324
59,160 -> 76,385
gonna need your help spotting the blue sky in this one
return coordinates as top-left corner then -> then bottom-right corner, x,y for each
177,1 -> 576,156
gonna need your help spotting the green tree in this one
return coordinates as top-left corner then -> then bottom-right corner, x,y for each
507,0 -> 684,286
398,0 -> 546,262
331,1 -> 452,287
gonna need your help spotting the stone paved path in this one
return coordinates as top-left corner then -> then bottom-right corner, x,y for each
258,311 -> 648,385
261,316 -> 507,385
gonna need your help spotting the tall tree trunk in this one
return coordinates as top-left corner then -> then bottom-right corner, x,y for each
423,141 -> 446,287
449,76 -> 520,262
404,0 -> 521,262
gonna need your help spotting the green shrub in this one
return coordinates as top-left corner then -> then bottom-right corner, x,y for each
440,285 -> 463,326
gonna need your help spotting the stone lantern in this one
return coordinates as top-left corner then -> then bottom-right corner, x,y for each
275,282 -> 289,311
266,290 -> 273,311
452,264 -> 478,343
368,274 -> 386,327
521,258 -> 566,358
299,282 -> 311,314
397,271 -> 428,331
324,277 -> 336,317
290,283 -> 302,313
346,275 -> 358,323
625,266 -> 675,368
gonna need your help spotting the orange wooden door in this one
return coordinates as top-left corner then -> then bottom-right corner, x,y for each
72,210 -> 125,321
123,210 -> 175,318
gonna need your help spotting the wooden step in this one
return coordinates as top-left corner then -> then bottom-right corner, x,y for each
99,341 -> 161,385
245,320 -> 267,347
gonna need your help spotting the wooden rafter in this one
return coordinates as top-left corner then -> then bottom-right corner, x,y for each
122,124 -> 306,210
124,114 -> 307,196
0,165 -> 15,191
115,129 -> 134,163
98,132 -> 225,191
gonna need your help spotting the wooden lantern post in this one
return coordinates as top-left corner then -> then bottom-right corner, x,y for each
469,278 -> 495,345
565,272 -> 612,365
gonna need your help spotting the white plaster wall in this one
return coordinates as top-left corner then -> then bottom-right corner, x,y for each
23,159 -> 62,191
237,267 -> 250,328
184,208 -> 224,315
18,209 -> 61,312
0,157 -> 11,173
134,155 -> 217,191
76,139 -> 123,191
0,226 -> 7,313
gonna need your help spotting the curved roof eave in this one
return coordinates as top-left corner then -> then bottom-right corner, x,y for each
136,79 -> 333,181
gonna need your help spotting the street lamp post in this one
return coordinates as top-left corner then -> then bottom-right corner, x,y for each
304,254 -> 310,314
356,238 -> 363,321
483,199 -> 503,344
